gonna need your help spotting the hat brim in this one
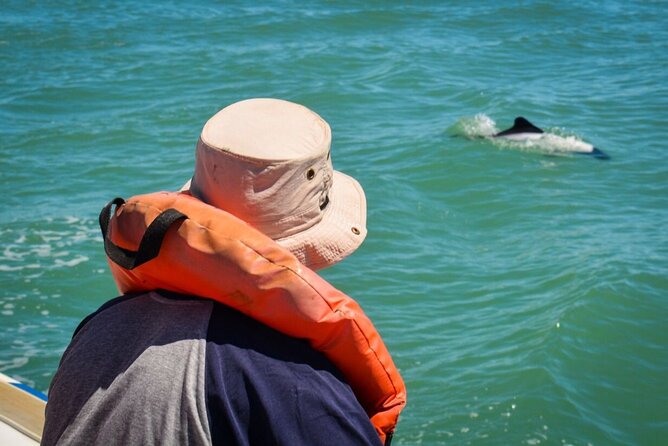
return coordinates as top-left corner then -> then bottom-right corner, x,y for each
181,171 -> 367,270
275,170 -> 367,270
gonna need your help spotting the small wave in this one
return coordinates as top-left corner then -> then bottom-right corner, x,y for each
0,263 -> 42,272
54,256 -> 89,267
450,113 -> 499,138
0,356 -> 29,369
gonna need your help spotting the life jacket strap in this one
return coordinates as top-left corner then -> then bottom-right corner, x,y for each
99,197 -> 187,270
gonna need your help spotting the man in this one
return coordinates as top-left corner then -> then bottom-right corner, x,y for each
42,98 -> 404,445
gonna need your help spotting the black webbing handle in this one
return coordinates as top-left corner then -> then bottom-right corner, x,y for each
99,197 -> 187,270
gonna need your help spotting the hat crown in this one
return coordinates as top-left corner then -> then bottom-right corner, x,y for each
201,98 -> 331,161
191,98 -> 333,239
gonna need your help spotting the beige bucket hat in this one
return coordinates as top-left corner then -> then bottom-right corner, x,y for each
183,98 -> 367,270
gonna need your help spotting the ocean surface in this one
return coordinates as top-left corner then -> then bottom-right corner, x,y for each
2,1 -> 667,444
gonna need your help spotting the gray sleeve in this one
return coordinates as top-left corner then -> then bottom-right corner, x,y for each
42,292 -> 213,446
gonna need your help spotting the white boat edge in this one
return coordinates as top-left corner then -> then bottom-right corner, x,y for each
0,372 -> 47,445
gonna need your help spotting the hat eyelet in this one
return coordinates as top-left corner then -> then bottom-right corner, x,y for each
351,227 -> 360,235
306,168 -> 316,180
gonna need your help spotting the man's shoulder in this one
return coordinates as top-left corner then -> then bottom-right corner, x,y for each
73,290 -> 213,337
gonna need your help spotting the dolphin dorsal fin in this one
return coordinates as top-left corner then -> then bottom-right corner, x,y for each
511,117 -> 543,134
513,117 -> 543,133
495,117 -> 544,136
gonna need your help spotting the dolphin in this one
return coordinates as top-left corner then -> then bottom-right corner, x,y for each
494,117 -> 610,160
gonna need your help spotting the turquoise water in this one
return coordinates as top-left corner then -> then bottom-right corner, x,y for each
2,1 -> 667,444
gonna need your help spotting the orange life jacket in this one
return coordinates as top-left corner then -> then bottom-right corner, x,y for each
99,191 -> 406,444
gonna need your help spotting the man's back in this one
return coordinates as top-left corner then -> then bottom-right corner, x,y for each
42,291 -> 381,446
